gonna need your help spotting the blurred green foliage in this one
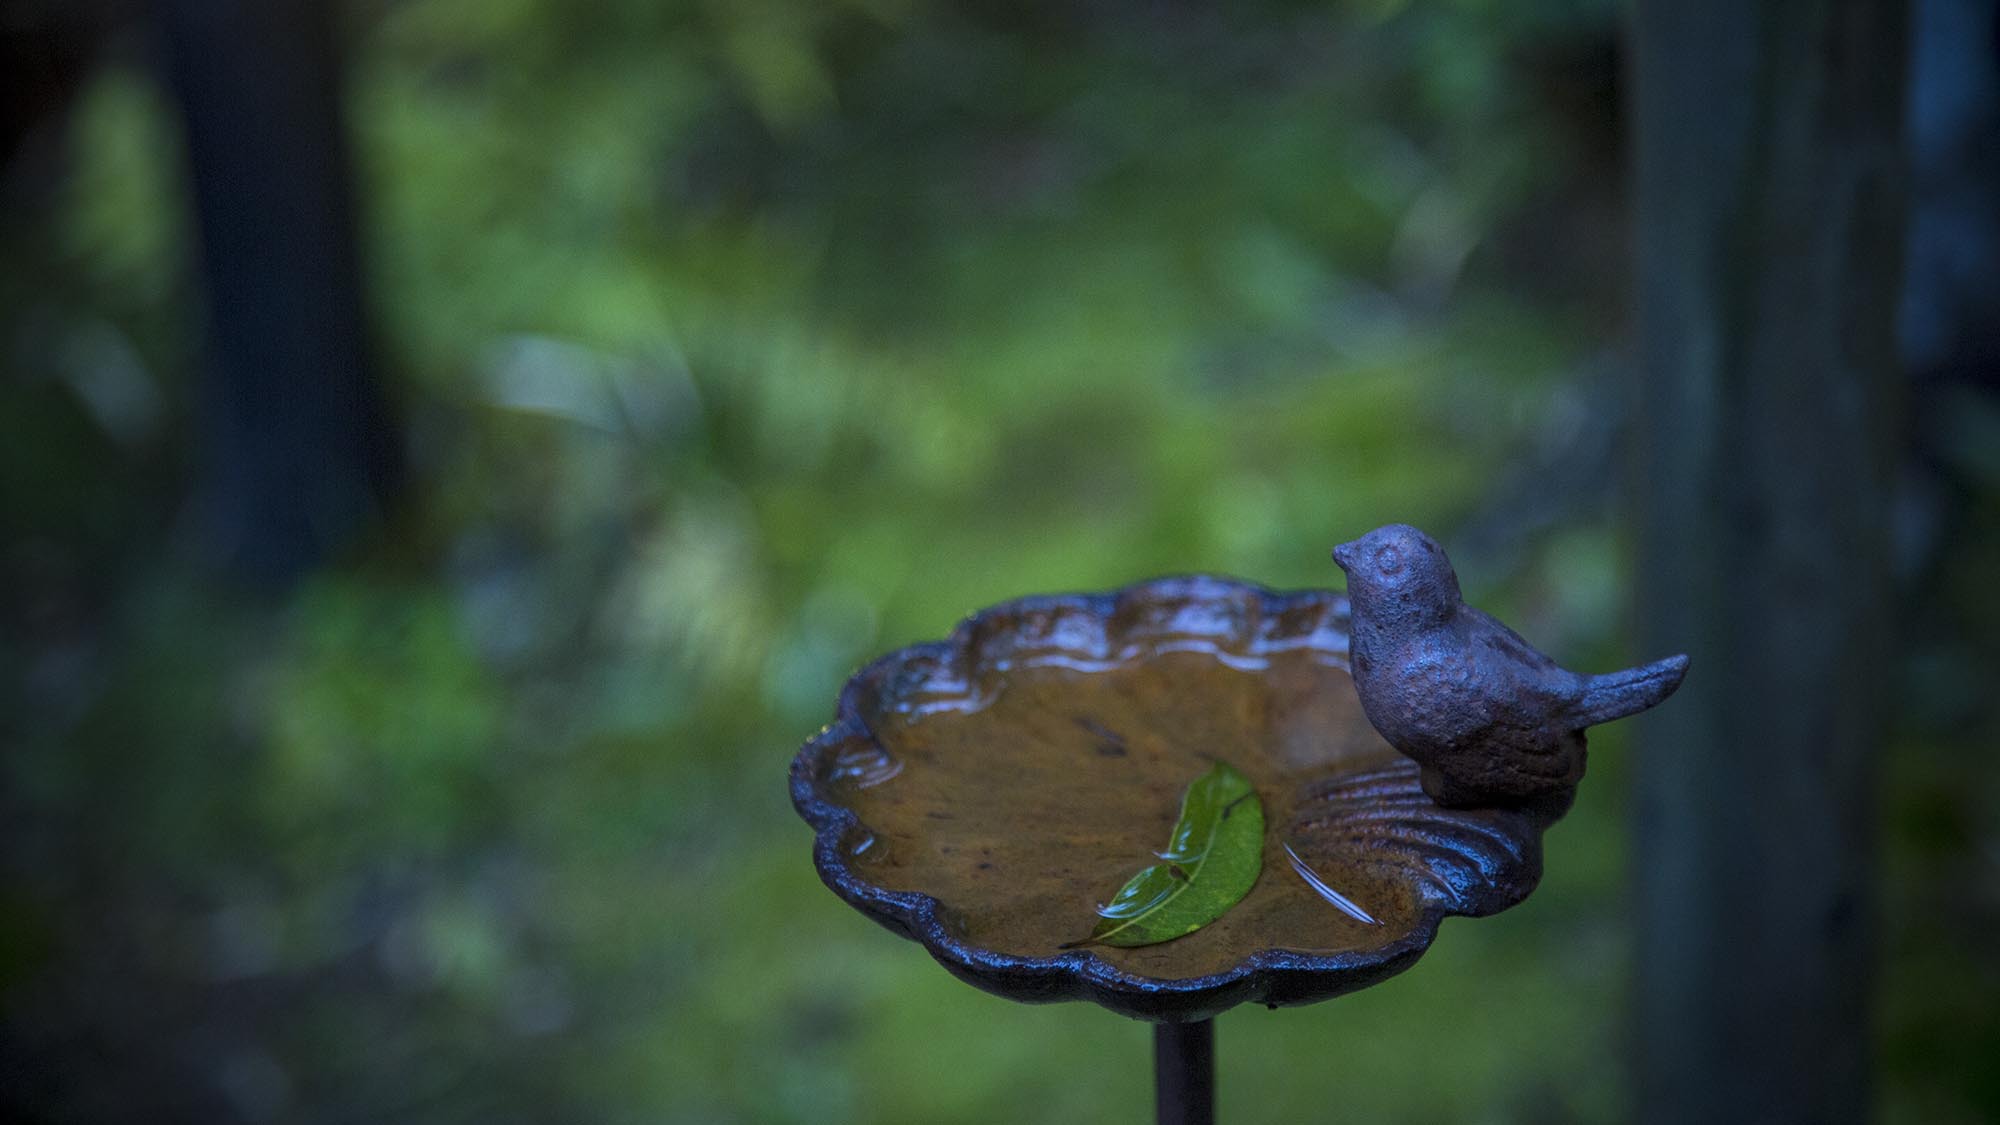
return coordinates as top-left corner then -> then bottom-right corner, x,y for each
2,0 -> 1995,1122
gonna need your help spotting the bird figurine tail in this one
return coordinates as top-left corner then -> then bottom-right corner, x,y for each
1570,654 -> 1690,728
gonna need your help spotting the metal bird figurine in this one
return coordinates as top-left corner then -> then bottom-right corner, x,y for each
1332,524 -> 1689,809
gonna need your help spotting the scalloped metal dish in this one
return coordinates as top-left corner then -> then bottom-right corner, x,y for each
789,576 -> 1566,1023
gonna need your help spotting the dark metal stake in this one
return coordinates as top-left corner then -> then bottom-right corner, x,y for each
1154,1019 -> 1214,1125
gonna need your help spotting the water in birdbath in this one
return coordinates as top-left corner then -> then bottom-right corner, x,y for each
830,648 -> 1425,981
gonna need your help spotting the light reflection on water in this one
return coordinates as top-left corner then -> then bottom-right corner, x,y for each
827,743 -> 903,789
884,632 -> 1350,722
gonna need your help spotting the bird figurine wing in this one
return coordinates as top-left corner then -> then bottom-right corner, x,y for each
1456,606 -> 1584,712
1459,605 -> 1563,676
1380,623 -> 1576,761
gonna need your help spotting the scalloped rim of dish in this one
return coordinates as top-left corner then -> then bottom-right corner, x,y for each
789,575 -> 1546,1023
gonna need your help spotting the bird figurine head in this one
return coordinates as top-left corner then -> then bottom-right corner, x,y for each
1331,523 -> 1462,634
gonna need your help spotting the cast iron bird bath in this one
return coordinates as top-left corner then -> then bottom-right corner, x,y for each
791,571 -> 1607,1123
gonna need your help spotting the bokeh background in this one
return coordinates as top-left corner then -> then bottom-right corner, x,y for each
2,0 -> 1997,1121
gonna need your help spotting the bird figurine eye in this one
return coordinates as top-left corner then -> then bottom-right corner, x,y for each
1374,546 -> 1403,576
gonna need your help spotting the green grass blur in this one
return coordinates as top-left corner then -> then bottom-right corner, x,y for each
3,1 -> 1995,1122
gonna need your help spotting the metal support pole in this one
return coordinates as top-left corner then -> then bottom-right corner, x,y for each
1154,1019 -> 1214,1125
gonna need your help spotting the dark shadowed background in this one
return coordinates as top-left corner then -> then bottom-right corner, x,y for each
2,0 -> 1997,1121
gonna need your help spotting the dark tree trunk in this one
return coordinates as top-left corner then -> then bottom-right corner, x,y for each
1629,1 -> 1909,1122
155,0 -> 400,584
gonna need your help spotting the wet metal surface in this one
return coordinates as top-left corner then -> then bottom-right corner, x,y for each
791,577 -> 1567,1022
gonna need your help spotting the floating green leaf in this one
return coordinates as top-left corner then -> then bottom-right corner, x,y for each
1075,761 -> 1264,948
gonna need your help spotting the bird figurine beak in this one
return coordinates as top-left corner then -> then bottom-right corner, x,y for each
1330,541 -> 1358,570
